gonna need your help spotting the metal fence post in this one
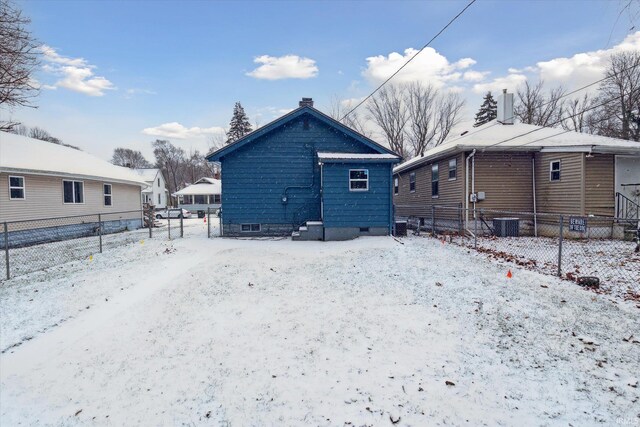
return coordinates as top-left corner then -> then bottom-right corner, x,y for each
98,213 -> 103,253
557,215 -> 564,277
3,222 -> 9,280
180,213 -> 184,238
432,206 -> 436,236
207,208 -> 211,238
149,210 -> 152,238
168,213 -> 171,240
473,208 -> 478,250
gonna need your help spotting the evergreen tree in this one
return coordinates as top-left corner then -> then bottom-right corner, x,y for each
226,102 -> 253,144
473,92 -> 498,127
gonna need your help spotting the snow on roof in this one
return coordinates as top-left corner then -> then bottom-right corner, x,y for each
0,132 -> 147,186
133,168 -> 160,183
394,120 -> 640,173
173,178 -> 221,196
317,152 -> 400,161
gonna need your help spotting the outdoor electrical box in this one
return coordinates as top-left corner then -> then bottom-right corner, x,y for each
477,191 -> 486,201
469,193 -> 478,203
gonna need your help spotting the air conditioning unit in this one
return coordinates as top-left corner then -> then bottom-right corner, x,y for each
493,218 -> 520,237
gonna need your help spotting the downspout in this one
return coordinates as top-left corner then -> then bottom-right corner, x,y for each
465,149 -> 476,229
532,155 -> 538,237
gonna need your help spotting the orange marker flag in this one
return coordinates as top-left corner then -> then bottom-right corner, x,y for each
507,269 -> 513,279
204,216 -> 207,223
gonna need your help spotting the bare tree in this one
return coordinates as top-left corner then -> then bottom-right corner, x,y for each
433,92 -> 465,148
152,139 -> 185,203
111,148 -> 152,168
327,95 -> 372,138
28,126 -> 50,140
593,51 -> 640,141
514,80 -> 566,127
8,122 -> 27,135
366,85 -> 410,158
184,150 -> 216,184
0,0 -> 40,131
406,82 -> 437,156
561,93 -> 594,133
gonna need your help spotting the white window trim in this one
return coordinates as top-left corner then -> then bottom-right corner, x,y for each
103,183 -> 113,207
241,223 -> 261,232
550,160 -> 561,182
394,177 -> 399,195
448,159 -> 457,181
349,169 -> 369,192
409,172 -> 416,193
62,180 -> 85,204
8,175 -> 26,200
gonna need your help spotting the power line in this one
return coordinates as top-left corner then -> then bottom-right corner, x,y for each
340,0 -> 477,121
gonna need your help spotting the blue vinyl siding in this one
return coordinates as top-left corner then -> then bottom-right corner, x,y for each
322,162 -> 392,228
221,114 -> 379,225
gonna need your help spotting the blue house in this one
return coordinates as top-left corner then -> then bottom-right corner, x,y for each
206,98 -> 400,240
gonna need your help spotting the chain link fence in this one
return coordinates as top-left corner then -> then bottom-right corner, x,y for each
0,207 -> 184,281
396,205 -> 640,300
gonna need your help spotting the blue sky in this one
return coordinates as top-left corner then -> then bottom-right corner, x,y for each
6,0 -> 640,161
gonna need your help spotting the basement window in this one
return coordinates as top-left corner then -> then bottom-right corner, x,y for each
9,176 -> 25,200
349,169 -> 369,191
241,224 -> 261,232
550,160 -> 561,181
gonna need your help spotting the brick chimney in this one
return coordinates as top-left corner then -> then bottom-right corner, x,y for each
299,97 -> 314,108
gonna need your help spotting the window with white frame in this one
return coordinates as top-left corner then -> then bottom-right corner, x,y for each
158,193 -> 161,205
448,158 -> 457,180
409,172 -> 416,192
63,180 -> 84,204
241,224 -> 261,232
157,178 -> 160,187
349,169 -> 369,191
550,160 -> 561,181
194,194 -> 207,204
210,194 -> 221,203
103,183 -> 112,206
394,177 -> 399,195
431,164 -> 439,197
9,176 -> 25,200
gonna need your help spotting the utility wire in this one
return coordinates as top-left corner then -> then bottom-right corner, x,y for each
340,0 -> 477,121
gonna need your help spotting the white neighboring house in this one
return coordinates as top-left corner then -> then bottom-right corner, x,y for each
134,168 -> 168,209
174,177 -> 222,214
0,132 -> 147,247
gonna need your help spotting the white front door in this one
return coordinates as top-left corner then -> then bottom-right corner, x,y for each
615,155 -> 640,215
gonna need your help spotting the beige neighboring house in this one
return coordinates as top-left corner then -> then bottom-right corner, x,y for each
0,132 -> 147,246
393,91 -> 640,233
134,168 -> 168,209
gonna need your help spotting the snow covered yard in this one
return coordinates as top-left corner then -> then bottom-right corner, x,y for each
1,232 -> 639,425
445,234 -> 640,302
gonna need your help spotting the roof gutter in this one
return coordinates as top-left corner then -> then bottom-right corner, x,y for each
0,167 -> 147,187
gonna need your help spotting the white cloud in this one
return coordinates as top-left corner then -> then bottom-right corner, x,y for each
476,31 -> 640,96
472,73 -> 527,94
246,55 -> 318,80
142,122 -> 226,140
39,45 -> 115,96
124,88 -> 157,99
362,47 -> 483,88
463,70 -> 490,82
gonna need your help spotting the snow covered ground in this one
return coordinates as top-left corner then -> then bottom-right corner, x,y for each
442,233 -> 640,302
1,229 -> 638,425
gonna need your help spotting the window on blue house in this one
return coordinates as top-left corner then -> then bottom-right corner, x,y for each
349,169 -> 369,191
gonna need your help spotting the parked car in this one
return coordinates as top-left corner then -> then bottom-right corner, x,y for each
155,208 -> 192,219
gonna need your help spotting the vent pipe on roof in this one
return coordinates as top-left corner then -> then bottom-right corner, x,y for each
497,89 -> 514,125
299,97 -> 314,107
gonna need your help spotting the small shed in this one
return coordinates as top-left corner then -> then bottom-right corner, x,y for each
174,177 -> 221,214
